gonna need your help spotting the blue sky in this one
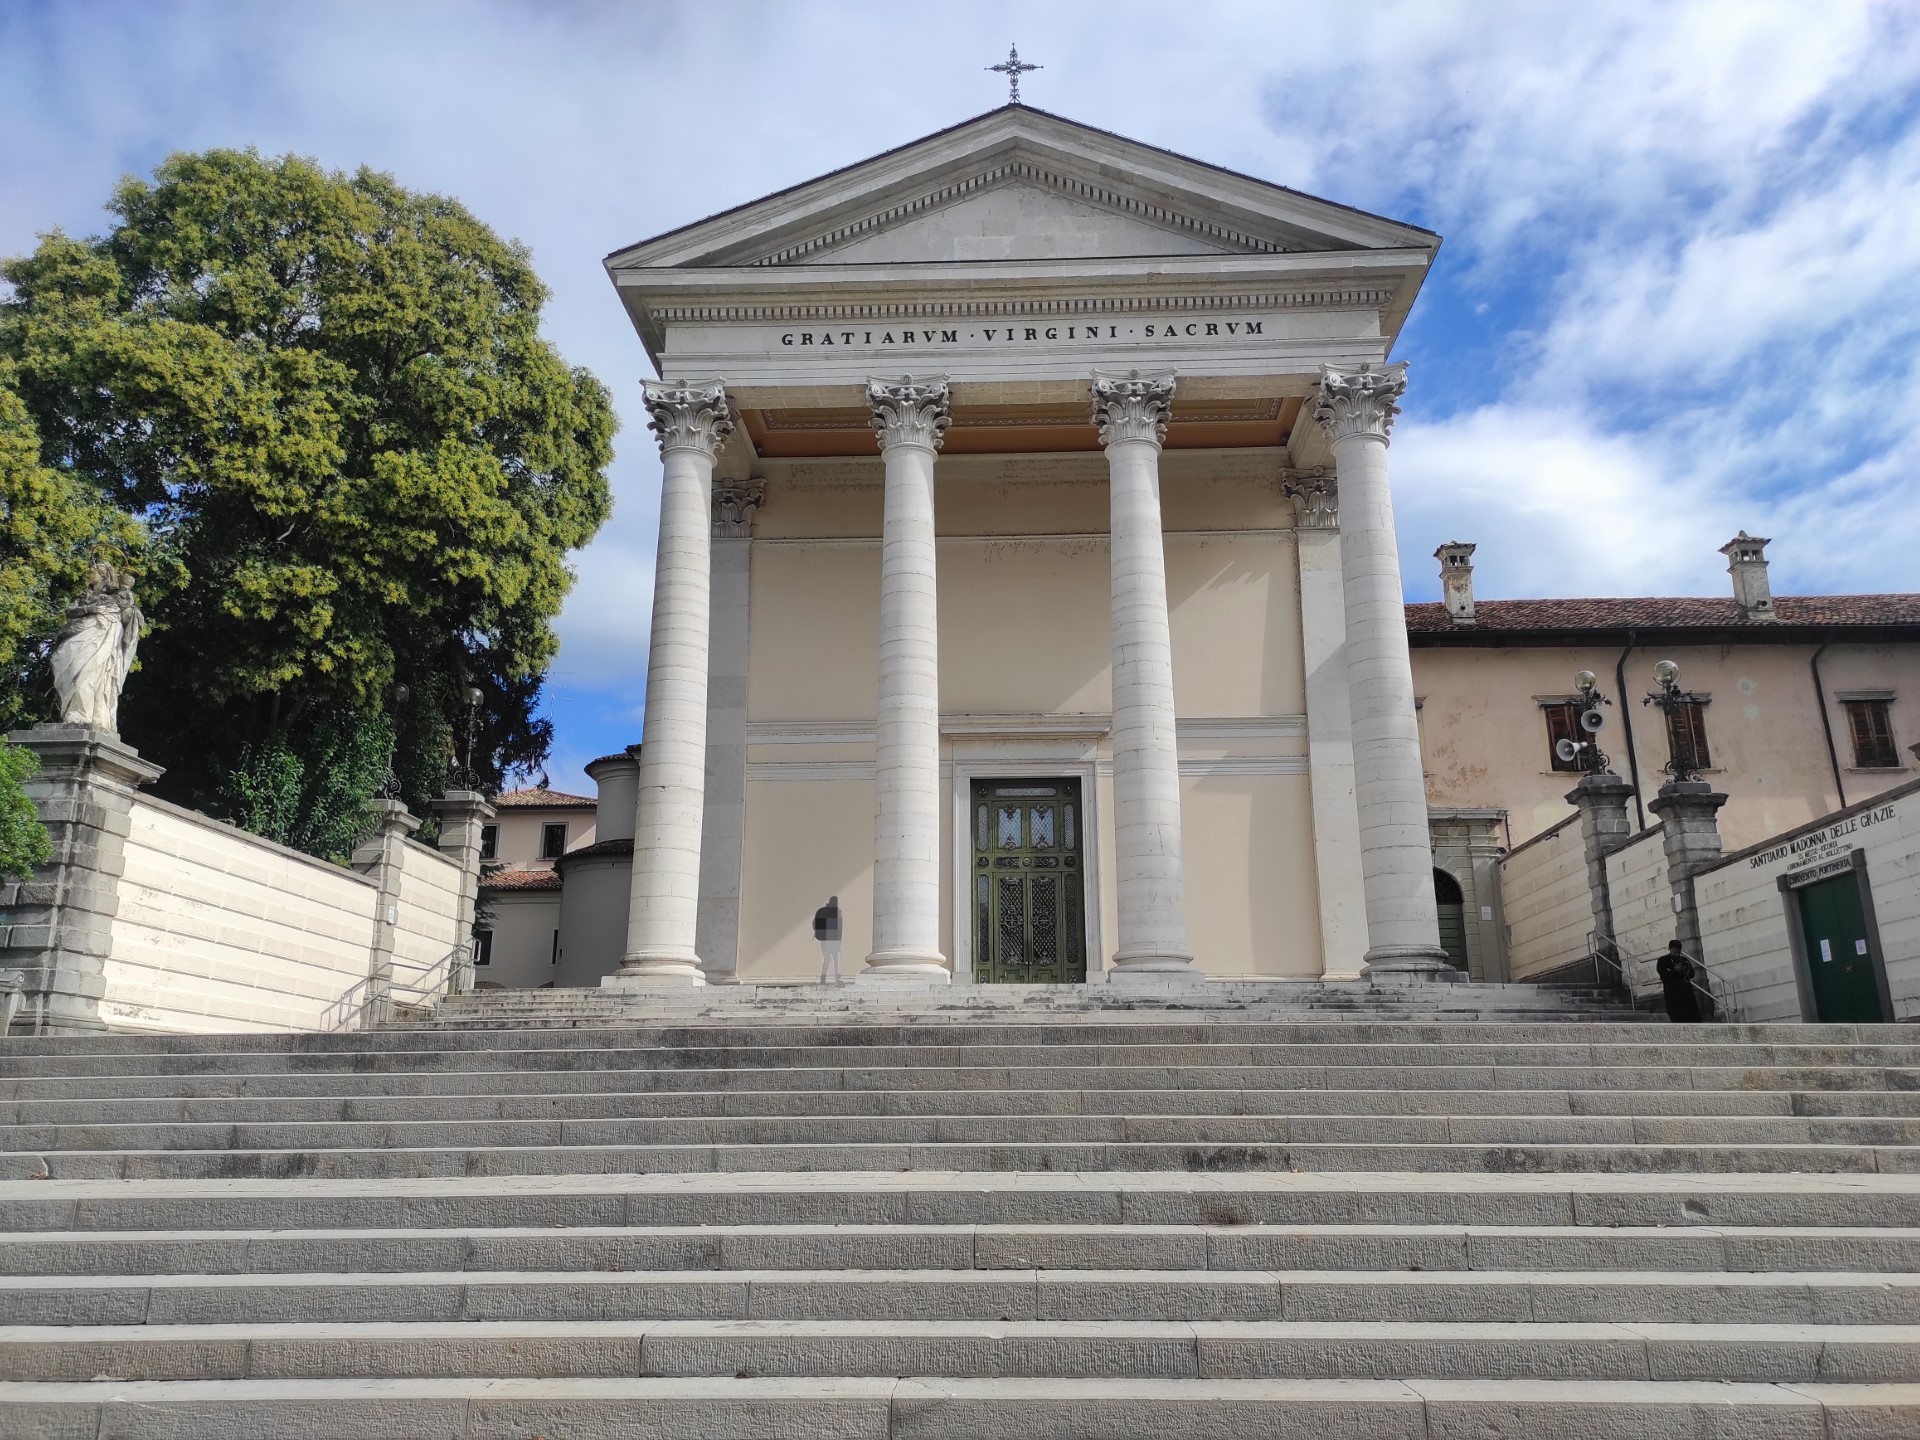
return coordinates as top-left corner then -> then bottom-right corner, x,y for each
4,0 -> 1918,794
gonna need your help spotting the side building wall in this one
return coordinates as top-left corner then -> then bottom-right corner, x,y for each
103,797 -> 381,1033
1603,826 -> 1671,1001
1497,815 -> 1591,980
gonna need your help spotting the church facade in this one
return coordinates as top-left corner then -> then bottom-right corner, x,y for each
581,106 -> 1451,987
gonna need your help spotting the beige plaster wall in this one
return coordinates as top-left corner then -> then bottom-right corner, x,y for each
1697,783 -> 1920,1022
1412,640 -> 1920,851
736,460 -> 1319,980
103,797 -> 380,1033
1604,827 -> 1671,998
476,890 -> 560,990
487,807 -> 597,869
1497,815 -> 1592,980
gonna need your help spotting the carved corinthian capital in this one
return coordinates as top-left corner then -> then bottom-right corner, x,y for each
1312,363 -> 1408,445
643,378 -> 735,458
1283,470 -> 1338,530
866,376 -> 952,451
711,482 -> 764,538
1090,368 -> 1176,447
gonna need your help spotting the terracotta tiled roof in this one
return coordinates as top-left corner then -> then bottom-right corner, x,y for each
1406,594 -> 1920,636
490,786 -> 595,809
556,837 -> 635,863
479,867 -> 562,892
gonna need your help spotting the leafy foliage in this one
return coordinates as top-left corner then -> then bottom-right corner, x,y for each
0,149 -> 614,842
215,711 -> 394,861
0,740 -> 51,881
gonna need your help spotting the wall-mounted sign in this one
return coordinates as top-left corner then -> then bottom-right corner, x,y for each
1785,856 -> 1855,889
1746,804 -> 1896,873
776,318 -> 1270,349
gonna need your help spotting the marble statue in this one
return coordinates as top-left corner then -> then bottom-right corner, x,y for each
50,565 -> 141,733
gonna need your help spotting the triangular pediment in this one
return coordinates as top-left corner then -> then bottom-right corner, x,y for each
608,107 -> 1437,274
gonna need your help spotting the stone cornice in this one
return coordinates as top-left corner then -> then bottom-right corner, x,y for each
643,287 -> 1395,326
1312,362 -> 1408,445
866,376 -> 953,452
1091,369 -> 1176,447
642,379 -> 735,458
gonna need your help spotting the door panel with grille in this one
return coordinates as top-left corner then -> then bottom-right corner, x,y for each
973,779 -> 1086,984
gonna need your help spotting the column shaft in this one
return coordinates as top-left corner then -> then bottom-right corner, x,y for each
864,378 -> 950,980
1316,365 -> 1450,974
1093,371 -> 1195,976
622,380 -> 733,983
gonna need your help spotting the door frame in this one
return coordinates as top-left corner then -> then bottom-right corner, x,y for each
1779,848 -> 1894,1023
947,736 -> 1105,986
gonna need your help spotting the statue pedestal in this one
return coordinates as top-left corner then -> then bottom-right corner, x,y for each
1,726 -> 163,1035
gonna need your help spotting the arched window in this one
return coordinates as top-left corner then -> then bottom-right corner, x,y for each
1433,868 -> 1469,971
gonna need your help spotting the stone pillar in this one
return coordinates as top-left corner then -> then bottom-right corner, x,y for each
0,725 -> 162,1034
350,798 -> 422,1026
1313,364 -> 1450,978
1565,771 -> 1640,957
1649,780 -> 1729,961
621,379 -> 733,985
1291,484 -> 1369,979
430,789 -> 495,994
861,377 -> 951,982
1092,370 -> 1196,978
697,482 -> 762,983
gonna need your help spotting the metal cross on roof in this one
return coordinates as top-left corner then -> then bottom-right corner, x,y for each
987,43 -> 1040,105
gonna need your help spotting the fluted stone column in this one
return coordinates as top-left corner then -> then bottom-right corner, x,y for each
1313,363 -> 1450,977
862,377 -> 951,982
1092,370 -> 1196,978
620,379 -> 733,984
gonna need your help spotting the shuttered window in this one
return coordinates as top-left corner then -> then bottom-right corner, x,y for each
1667,700 -> 1711,772
1845,699 -> 1900,769
1543,702 -> 1584,772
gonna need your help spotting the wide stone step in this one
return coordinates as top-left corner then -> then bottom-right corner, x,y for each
7,1266 -> 1919,1327
10,1085 -> 1919,1125
1,1374 -> 1913,1440
5,1222 -> 1917,1277
7,1062 -> 1914,1104
11,1136 -> 1916,1182
2,1318 -> 1913,1384
12,1171 -> 1917,1233
19,1084 -> 1906,1125
7,1040 -> 1918,1077
10,1111 -> 1920,1157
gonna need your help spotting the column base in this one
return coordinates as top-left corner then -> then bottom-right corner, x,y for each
859,950 -> 951,983
699,970 -> 744,986
1109,949 -> 1198,976
1361,947 -> 1464,983
616,952 -> 708,986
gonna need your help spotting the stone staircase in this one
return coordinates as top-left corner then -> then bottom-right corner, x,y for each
0,1004 -> 1916,1436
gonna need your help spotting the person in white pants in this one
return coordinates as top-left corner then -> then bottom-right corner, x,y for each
814,895 -> 845,984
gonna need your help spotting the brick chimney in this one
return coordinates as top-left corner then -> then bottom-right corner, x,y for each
1719,531 -> 1776,621
1435,541 -> 1477,624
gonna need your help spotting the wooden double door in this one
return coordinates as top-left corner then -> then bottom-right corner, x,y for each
1795,870 -> 1887,1023
971,778 -> 1087,984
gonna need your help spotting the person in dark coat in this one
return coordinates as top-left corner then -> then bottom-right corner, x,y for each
813,895 -> 845,984
1657,941 -> 1703,1023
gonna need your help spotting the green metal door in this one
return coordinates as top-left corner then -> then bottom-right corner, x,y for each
1797,873 -> 1885,1022
972,779 -> 1086,984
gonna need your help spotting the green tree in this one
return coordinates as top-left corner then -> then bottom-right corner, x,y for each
0,150 -> 614,844
0,359 -> 143,729
0,740 -> 50,881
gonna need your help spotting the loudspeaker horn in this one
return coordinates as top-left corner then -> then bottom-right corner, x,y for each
1580,709 -> 1606,732
1555,737 -> 1583,764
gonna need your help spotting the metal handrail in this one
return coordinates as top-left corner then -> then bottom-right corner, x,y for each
321,944 -> 471,1033
1585,931 -> 1631,994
